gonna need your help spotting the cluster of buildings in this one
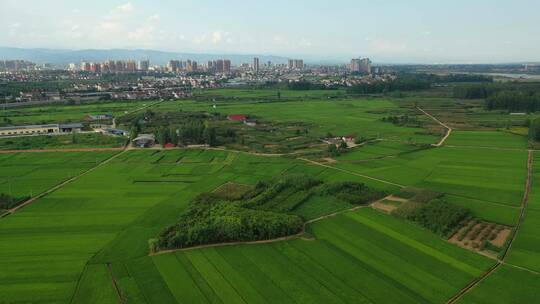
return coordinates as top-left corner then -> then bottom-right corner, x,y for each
0,60 -> 37,72
349,58 -> 372,74
75,60 -> 151,73
0,113 -> 130,138
288,59 -> 305,70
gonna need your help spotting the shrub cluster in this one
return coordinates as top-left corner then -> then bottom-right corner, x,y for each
406,199 -> 470,238
151,177 -> 385,252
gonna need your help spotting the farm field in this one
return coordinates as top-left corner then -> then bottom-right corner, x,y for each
0,133 -> 126,151
1,90 -> 539,303
0,150 -> 118,199
0,100 -> 153,125
153,98 -> 441,144
332,141 -> 527,222
444,130 -> 528,149
0,149 -> 399,303
147,208 -> 492,304
504,153 -> 540,272
336,140 -> 426,162
458,265 -> 540,303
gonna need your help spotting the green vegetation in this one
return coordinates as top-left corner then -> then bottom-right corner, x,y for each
402,199 -> 471,238
152,176 -> 385,251
2,85 -> 540,303
0,133 -> 126,150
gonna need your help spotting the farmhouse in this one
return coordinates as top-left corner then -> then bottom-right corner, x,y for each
0,124 -> 60,137
59,123 -> 83,133
132,134 -> 156,148
85,114 -> 113,121
227,114 -> 247,122
103,128 -> 129,136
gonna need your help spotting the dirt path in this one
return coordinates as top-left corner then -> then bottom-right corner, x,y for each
417,107 -> 453,147
446,150 -> 534,304
299,157 -> 405,188
107,263 -> 126,304
4,149 -> 126,216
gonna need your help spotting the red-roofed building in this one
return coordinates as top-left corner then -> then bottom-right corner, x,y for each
227,114 -> 247,122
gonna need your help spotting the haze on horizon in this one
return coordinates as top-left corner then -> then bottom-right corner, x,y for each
1,0 -> 539,64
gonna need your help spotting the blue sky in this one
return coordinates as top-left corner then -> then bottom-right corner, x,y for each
1,0 -> 539,63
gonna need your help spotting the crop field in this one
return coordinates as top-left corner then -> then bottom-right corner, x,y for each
0,149 -> 399,303
0,100 -> 152,125
458,265 -> 540,303
504,153 -> 540,272
1,88 -> 539,303
153,98 -> 441,144
444,131 -> 528,149
147,208 -> 492,304
333,144 -> 527,224
0,133 -> 126,151
0,150 -> 117,199
336,140 -> 426,162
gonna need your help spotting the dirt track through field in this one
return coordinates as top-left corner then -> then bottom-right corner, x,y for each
4,149 -> 126,216
299,157 -> 405,188
417,107 -> 453,147
446,150 -> 534,304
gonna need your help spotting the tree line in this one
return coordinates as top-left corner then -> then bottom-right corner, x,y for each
453,82 -> 540,112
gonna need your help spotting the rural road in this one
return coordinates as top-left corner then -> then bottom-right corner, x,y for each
417,106 -> 453,147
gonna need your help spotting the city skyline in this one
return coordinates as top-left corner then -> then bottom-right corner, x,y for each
1,0 -> 540,63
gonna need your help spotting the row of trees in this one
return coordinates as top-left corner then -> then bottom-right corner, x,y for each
453,82 -> 540,112
347,73 -> 492,95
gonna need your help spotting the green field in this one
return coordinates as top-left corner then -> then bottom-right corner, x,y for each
333,145 -> 526,224
149,208 -> 492,304
0,133 -> 126,151
153,98 -> 440,144
0,151 -> 118,199
445,130 -> 529,149
1,100 -> 152,126
1,88 -> 539,303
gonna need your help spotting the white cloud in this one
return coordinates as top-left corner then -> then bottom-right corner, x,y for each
147,14 -> 160,22
117,3 -> 134,13
211,30 -> 230,44
371,39 -> 408,53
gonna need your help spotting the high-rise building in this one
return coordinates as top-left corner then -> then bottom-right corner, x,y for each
216,59 -> 224,73
288,59 -> 304,70
350,57 -> 371,74
252,57 -> 260,73
168,60 -> 181,72
126,60 -> 137,73
81,62 -> 91,72
223,60 -> 231,74
138,60 -> 150,71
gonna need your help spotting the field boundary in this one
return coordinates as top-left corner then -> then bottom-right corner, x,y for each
299,157 -> 405,188
446,150 -> 534,304
417,106 -> 453,147
107,263 -> 126,304
4,149 -> 126,216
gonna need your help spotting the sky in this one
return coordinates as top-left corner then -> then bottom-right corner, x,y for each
1,0 -> 540,63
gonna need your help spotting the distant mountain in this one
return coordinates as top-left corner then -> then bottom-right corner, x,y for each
0,47 -> 291,66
